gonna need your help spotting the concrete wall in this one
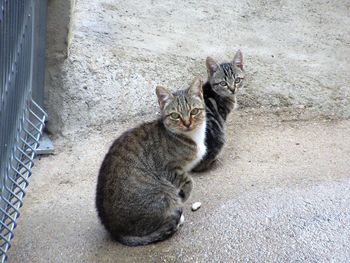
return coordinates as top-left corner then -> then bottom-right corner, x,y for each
44,0 -> 350,137
45,0 -> 75,135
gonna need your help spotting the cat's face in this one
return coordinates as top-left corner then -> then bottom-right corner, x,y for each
156,78 -> 206,134
206,50 -> 245,97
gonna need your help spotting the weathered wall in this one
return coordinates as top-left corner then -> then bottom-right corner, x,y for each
45,0 -> 75,134
45,0 -> 350,137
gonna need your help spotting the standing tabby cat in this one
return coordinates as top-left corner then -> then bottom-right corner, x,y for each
96,78 -> 206,246
192,50 -> 245,172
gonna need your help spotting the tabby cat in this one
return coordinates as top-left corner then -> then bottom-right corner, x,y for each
192,50 -> 245,172
96,78 -> 206,246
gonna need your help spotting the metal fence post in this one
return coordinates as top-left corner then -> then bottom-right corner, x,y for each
0,1 -> 48,261
32,0 -> 47,109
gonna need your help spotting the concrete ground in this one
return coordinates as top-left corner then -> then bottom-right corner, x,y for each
9,0 -> 350,262
9,110 -> 350,262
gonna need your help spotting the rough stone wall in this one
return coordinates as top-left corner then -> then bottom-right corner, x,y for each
45,0 -> 350,136
45,0 -> 75,134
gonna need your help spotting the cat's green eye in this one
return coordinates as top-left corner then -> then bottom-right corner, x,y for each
190,108 -> 199,115
170,112 -> 180,120
220,81 -> 227,86
234,78 -> 241,84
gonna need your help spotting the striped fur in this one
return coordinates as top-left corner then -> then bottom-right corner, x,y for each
96,78 -> 206,246
192,50 -> 245,172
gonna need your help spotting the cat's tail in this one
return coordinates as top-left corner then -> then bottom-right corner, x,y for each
115,212 -> 184,246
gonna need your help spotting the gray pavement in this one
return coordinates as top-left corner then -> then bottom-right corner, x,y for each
9,111 -> 350,262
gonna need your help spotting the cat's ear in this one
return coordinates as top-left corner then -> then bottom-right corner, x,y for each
206,57 -> 218,75
233,50 -> 243,70
188,77 -> 203,99
156,86 -> 173,110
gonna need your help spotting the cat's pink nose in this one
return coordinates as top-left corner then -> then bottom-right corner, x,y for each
183,120 -> 191,128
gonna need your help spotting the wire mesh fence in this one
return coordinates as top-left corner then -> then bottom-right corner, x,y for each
0,0 -> 47,262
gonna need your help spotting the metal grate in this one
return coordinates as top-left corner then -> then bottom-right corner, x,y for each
0,0 -> 47,262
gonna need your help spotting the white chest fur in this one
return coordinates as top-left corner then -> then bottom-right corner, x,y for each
183,121 -> 207,172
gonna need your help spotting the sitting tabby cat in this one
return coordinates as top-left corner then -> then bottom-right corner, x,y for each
96,78 -> 206,246
192,50 -> 245,172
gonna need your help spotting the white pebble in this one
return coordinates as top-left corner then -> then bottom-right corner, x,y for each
191,202 -> 202,211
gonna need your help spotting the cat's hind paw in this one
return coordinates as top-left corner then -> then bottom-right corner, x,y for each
177,214 -> 185,229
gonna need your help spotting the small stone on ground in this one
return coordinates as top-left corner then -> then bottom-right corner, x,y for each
191,202 -> 202,211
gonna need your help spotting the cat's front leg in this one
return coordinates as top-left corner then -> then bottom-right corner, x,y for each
167,169 -> 193,202
233,94 -> 239,110
178,174 -> 193,202
173,170 -> 193,202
